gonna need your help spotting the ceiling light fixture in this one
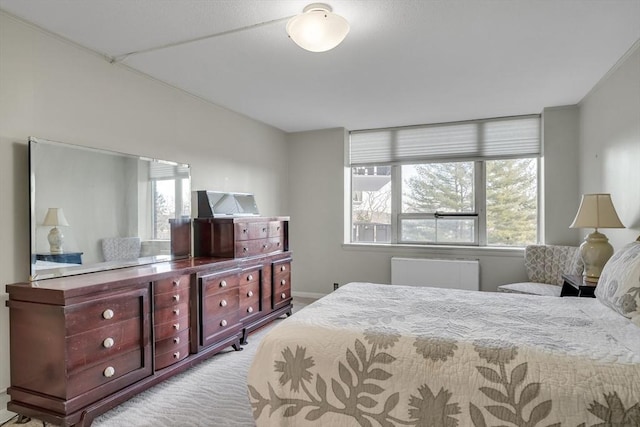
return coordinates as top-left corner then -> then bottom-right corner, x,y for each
286,3 -> 350,52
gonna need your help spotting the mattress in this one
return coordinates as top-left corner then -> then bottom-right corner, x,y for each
247,282 -> 640,426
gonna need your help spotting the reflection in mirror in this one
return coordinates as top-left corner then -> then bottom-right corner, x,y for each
29,137 -> 191,280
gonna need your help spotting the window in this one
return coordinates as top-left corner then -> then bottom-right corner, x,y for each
150,162 -> 191,240
349,116 -> 540,247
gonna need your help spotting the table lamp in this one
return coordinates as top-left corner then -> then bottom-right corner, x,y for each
570,194 -> 624,282
43,208 -> 70,254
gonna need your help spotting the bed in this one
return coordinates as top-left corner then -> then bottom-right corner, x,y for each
247,241 -> 640,426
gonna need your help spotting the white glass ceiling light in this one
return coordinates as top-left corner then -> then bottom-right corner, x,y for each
286,3 -> 350,52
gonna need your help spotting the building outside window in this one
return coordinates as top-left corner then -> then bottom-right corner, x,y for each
349,115 -> 540,247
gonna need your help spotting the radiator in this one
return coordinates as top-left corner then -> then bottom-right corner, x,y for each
391,257 -> 480,291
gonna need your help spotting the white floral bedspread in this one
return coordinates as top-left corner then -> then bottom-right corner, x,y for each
247,282 -> 640,426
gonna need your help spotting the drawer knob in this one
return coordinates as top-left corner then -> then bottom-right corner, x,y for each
174,337 -> 180,344
277,242 -> 281,247
243,247 -> 248,253
281,279 -> 286,286
247,306 -> 254,313
173,323 -> 180,330
247,290 -> 254,297
280,265 -> 286,272
242,228 -> 247,234
172,279 -> 180,286
247,274 -> 253,281
102,309 -> 114,320
173,308 -> 180,316
103,337 -> 115,348
103,366 -> 115,378
220,299 -> 227,307
281,293 -> 286,299
262,244 -> 268,249
277,226 -> 281,231
173,351 -> 180,359
220,319 -> 228,327
173,294 -> 180,302
220,280 -> 227,288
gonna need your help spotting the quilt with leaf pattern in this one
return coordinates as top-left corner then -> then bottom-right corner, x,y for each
247,282 -> 640,426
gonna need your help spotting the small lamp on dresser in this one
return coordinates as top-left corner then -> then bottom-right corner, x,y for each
43,207 -> 70,254
570,193 -> 625,282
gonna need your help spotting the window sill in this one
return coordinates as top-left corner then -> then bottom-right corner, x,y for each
341,242 -> 525,258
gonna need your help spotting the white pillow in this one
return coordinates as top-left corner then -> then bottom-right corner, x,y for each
595,241 -> 640,327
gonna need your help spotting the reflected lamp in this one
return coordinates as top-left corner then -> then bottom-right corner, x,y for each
43,208 -> 70,254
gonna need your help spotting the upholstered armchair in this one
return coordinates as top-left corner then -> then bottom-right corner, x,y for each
101,237 -> 142,262
498,245 -> 584,296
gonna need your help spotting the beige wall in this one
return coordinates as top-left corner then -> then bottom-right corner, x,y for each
0,12 -> 289,419
541,106 -> 582,245
285,105 -> 585,298
578,42 -> 640,249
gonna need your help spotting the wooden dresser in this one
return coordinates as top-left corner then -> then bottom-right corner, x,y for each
193,216 -> 292,343
6,217 -> 292,426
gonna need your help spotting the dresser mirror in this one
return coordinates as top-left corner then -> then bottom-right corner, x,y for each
29,137 -> 191,280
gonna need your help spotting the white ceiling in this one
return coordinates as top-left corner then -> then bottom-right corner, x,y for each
1,0 -> 639,133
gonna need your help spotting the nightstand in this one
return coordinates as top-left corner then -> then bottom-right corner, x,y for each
560,274 -> 596,298
36,252 -> 83,264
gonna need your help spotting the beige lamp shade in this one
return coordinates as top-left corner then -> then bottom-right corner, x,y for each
43,208 -> 70,227
286,3 -> 350,52
570,193 -> 624,229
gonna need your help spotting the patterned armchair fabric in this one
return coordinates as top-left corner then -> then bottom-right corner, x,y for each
498,245 -> 583,296
102,237 -> 141,262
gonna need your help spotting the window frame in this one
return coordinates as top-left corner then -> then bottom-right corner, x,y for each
348,115 -> 542,248
350,158 -> 540,247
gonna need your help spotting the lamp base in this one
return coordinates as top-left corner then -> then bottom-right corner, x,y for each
48,226 -> 64,254
579,230 -> 613,283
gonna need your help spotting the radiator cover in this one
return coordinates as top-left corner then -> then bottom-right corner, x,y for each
391,257 -> 479,291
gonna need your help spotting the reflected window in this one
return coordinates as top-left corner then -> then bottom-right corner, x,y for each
150,162 -> 191,240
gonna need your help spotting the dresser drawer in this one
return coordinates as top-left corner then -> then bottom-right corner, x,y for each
154,286 -> 190,310
154,301 -> 189,324
202,288 -> 239,319
154,315 -> 189,341
66,291 -> 146,336
68,348 -> 145,399
273,262 -> 291,288
234,222 -> 269,241
200,270 -> 240,297
273,287 -> 292,310
155,328 -> 190,355
267,221 -> 285,238
241,269 -> 260,286
240,281 -> 260,303
155,341 -> 190,370
154,274 -> 191,295
235,237 -> 283,258
240,282 -> 260,318
202,311 -> 240,346
274,273 -> 290,292
234,222 -> 251,241
67,317 -> 143,373
248,222 -> 269,240
272,259 -> 292,310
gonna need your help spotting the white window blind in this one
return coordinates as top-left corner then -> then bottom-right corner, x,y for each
149,161 -> 190,180
350,115 -> 540,165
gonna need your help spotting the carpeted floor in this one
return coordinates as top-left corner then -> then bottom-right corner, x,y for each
5,298 -> 314,427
